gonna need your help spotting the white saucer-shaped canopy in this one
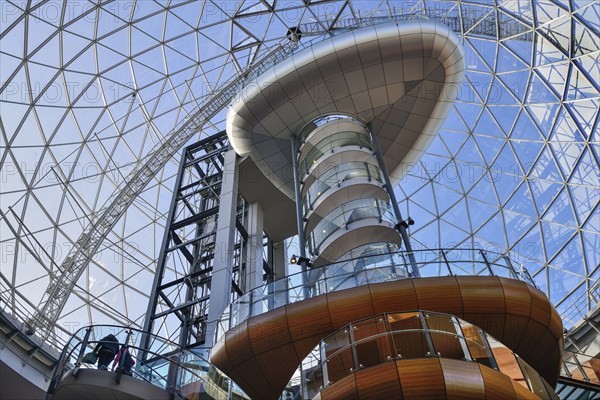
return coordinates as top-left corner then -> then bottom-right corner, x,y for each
227,20 -> 464,203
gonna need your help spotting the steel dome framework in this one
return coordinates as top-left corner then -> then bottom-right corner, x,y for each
0,0 -> 598,346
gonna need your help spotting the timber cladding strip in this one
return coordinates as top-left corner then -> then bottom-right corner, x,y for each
314,358 -> 552,400
210,276 -> 562,400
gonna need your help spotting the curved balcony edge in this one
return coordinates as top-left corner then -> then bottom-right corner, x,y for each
46,324 -> 248,400
315,358 -> 557,400
210,275 -> 562,400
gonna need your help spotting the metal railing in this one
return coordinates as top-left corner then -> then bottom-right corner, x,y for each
297,311 -> 557,399
46,325 -> 248,400
562,351 -> 600,385
298,11 -> 534,42
216,248 -> 538,341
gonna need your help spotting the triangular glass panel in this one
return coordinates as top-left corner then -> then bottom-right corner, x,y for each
439,218 -> 471,244
29,32 -> 61,67
572,16 -> 600,57
130,26 -> 163,59
474,107 -> 503,137
526,104 -> 560,137
511,108 -> 546,141
503,209 -> 537,241
512,224 -> 546,274
491,150 -> 523,204
566,65 -> 598,101
132,0 -> 165,20
26,15 -> 58,54
467,197 -> 500,231
568,183 -> 597,226
95,7 -> 127,40
198,1 -> 231,28
534,61 -> 570,97
496,69 -> 530,102
534,0 -> 569,25
466,170 -> 497,204
496,43 -> 529,73
498,9 -> 531,39
164,10 -> 195,41
454,103 -> 483,131
511,139 -> 543,173
412,219 -> 440,248
529,178 -> 563,217
505,180 -> 536,216
501,32 -> 535,65
464,36 -> 496,72
551,141 -> 585,178
37,107 -> 68,142
407,182 -> 438,217
565,100 -> 600,142
498,0 -> 534,24
166,32 -> 199,63
527,71 -> 561,103
541,220 -> 578,261
441,106 -> 469,132
535,29 -> 568,65
474,211 -> 507,247
488,105 -> 520,134
10,112 -> 43,147
436,184 -> 464,215
429,131 -> 455,157
471,134 -> 505,165
466,71 -> 494,100
581,226 -> 600,272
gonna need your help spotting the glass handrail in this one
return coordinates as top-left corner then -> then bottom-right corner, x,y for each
47,324 -> 248,400
307,198 -> 395,255
302,161 -> 382,216
297,311 -> 557,399
298,131 -> 373,177
216,249 -> 538,341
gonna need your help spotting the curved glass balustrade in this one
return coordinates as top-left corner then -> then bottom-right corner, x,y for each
298,130 -> 373,177
48,325 -> 248,400
297,311 -> 557,399
307,198 -> 396,256
302,161 -> 382,217
216,248 -> 537,340
296,114 -> 371,147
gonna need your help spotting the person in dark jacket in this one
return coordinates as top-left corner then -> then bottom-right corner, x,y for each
94,334 -> 119,370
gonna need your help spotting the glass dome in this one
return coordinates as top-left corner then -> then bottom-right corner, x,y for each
0,0 -> 597,345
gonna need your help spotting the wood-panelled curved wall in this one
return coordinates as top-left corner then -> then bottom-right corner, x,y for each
210,276 -> 563,400
314,358 -> 556,400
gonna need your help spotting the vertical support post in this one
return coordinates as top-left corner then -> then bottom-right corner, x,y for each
167,355 -> 180,400
272,241 -> 289,308
290,135 -> 311,298
72,326 -> 92,378
115,329 -> 133,384
205,149 -> 240,346
290,135 -> 307,260
420,313 -> 436,357
451,316 -> 472,361
319,341 -> 329,388
244,202 -> 265,292
367,126 -> 419,277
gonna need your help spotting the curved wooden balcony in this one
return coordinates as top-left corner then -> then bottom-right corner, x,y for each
315,358 -> 556,400
210,276 -> 562,400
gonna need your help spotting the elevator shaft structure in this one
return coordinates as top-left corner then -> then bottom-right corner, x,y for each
142,132 -> 245,350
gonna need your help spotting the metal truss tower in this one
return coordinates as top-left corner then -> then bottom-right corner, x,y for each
142,132 -> 252,349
